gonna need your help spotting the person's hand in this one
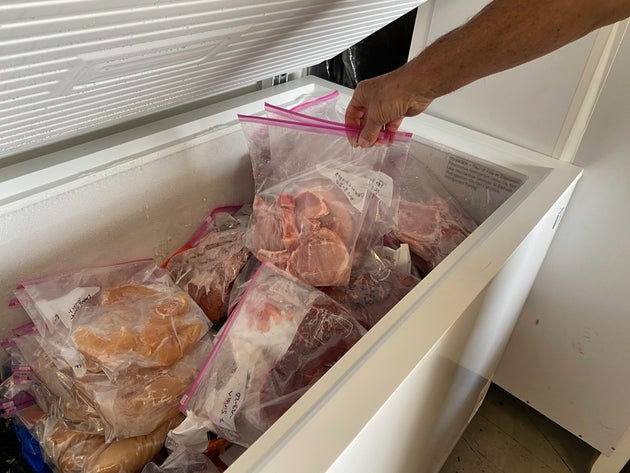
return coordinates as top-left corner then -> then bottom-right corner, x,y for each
345,68 -> 434,147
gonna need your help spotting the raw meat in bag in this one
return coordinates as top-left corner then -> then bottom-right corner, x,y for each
239,115 -> 400,286
391,143 -> 478,275
180,263 -> 366,447
59,335 -> 211,441
321,251 -> 420,330
164,206 -> 251,326
15,260 -> 211,378
262,102 -> 411,251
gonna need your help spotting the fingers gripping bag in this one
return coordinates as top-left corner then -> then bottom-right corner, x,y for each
239,115 -> 406,287
179,263 -> 366,447
14,260 -> 211,379
163,205 -> 252,326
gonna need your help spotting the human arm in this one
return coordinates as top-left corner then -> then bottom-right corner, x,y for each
345,0 -> 630,147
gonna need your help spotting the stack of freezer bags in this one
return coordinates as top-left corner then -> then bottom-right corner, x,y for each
163,205 -> 252,327
238,100 -> 411,287
8,260 -> 213,473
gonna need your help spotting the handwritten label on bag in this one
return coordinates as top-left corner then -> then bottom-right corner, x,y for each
215,364 -> 248,432
48,286 -> 101,329
317,167 -> 393,211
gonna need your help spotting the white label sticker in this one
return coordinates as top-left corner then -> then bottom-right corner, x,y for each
48,286 -> 101,329
367,171 -> 394,207
317,166 -> 393,211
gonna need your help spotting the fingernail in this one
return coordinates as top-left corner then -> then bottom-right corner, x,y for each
358,137 -> 370,148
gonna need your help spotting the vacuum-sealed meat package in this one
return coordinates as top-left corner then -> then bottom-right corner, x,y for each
239,115 -> 407,286
163,206 -> 251,326
14,260 -> 211,378
180,263 -> 366,447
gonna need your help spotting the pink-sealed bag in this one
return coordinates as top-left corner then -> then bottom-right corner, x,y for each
239,115 -> 406,286
59,335 -> 212,441
180,263 -> 366,447
15,260 -> 211,379
163,206 -> 252,326
288,89 -> 343,119
263,102 -> 411,249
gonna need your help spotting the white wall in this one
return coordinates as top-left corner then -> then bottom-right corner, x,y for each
424,0 -> 597,157
494,35 -> 630,454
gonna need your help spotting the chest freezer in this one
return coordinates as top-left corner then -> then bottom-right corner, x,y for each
0,75 -> 582,472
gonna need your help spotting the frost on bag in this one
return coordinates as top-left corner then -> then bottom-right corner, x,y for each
181,263 -> 366,447
164,205 -> 252,326
239,116 -> 401,287
390,143 -> 479,276
14,260 -> 211,378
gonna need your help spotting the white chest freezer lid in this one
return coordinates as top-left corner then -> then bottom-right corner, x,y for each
0,0 -> 423,161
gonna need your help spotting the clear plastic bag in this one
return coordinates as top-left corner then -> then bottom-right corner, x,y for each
321,251 -> 420,330
164,206 -> 251,326
180,263 -> 366,447
15,260 -> 211,378
390,146 -> 479,275
60,335 -> 212,442
141,447 -> 221,473
239,115 -> 402,286
262,103 -> 411,253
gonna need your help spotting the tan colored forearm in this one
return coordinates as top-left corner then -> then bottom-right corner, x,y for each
398,0 -> 630,101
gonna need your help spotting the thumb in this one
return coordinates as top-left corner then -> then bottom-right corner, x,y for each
357,117 -> 383,148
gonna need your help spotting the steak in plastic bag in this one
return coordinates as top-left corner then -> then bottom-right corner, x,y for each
239,115 -> 407,286
164,206 -> 251,326
180,263 -> 365,447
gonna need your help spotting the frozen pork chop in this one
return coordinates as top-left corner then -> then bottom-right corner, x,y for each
286,227 -> 351,287
395,197 -> 476,271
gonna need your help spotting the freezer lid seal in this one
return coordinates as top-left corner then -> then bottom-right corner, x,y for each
0,1 -> 424,161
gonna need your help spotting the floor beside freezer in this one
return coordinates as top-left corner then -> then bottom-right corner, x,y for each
440,383 -> 630,473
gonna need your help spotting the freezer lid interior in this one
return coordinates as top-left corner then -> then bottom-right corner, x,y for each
0,0 -> 423,161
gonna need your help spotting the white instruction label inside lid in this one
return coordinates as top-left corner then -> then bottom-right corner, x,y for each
317,166 -> 393,211
48,286 -> 101,329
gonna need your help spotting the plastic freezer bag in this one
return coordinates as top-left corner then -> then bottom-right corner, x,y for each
141,448 -> 221,473
163,206 -> 251,326
391,146 -> 479,275
14,260 -> 211,378
262,102 -> 411,249
239,115 -> 401,286
180,263 -> 366,447
59,335 -> 211,441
